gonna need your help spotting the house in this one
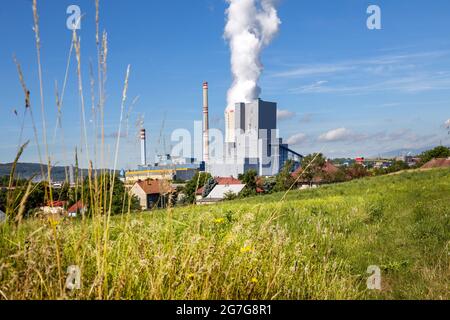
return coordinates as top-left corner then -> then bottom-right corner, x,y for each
196,177 -> 242,199
68,201 -> 87,218
0,210 -> 5,223
196,177 -> 246,205
206,184 -> 246,200
422,158 -> 450,169
40,201 -> 67,215
130,179 -> 175,210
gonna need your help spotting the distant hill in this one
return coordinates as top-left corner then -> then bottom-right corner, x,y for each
0,163 -> 114,182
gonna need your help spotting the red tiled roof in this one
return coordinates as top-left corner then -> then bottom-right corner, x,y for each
68,201 -> 85,213
422,158 -> 450,169
47,201 -> 67,207
136,179 -> 175,195
215,177 -> 242,185
196,177 -> 244,197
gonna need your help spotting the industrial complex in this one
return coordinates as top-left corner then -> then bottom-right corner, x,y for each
125,82 -> 302,183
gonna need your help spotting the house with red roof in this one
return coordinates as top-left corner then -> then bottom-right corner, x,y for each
196,177 -> 243,200
68,201 -> 86,218
196,176 -> 247,204
130,179 -> 175,210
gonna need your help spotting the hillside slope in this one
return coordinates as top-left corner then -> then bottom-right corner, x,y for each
1,169 -> 449,300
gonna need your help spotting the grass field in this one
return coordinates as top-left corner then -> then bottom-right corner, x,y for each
1,168 -> 449,300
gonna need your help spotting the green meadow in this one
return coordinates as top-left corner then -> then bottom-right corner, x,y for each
1,168 -> 449,300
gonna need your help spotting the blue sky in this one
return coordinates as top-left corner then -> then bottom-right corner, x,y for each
1,0 -> 450,169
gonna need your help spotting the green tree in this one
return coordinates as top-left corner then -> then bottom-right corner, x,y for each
273,160 -> 295,192
388,160 -> 409,173
70,174 -> 140,216
419,146 -> 450,166
323,168 -> 348,183
301,154 -> 327,186
261,176 -> 276,193
223,191 -> 238,201
239,169 -> 258,197
183,172 -> 212,204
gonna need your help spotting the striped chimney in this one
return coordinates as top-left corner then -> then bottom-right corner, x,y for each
140,129 -> 147,166
203,82 -> 210,163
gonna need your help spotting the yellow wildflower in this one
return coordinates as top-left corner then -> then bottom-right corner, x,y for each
214,218 -> 225,224
251,277 -> 258,283
49,218 -> 60,227
187,273 -> 195,280
240,246 -> 252,254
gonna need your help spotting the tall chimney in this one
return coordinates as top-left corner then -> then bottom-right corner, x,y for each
140,129 -> 147,166
203,82 -> 210,163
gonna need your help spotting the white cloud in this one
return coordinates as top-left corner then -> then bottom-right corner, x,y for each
445,119 -> 450,128
286,133 -> 308,146
273,50 -> 450,96
277,109 -> 296,121
273,50 -> 449,79
272,65 -> 352,78
318,128 -> 354,142
289,74 -> 450,95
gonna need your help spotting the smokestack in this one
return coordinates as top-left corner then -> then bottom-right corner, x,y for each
203,82 -> 210,163
140,129 -> 147,166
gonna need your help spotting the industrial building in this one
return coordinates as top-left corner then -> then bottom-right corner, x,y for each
124,120 -> 205,184
125,155 -> 204,184
207,98 -> 302,178
125,82 -> 301,182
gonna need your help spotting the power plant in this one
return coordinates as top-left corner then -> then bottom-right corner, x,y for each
208,97 -> 302,178
125,82 -> 301,183
123,0 -> 296,182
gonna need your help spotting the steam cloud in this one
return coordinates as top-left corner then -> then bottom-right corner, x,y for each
224,0 -> 281,109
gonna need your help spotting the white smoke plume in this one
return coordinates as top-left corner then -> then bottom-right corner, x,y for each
224,0 -> 281,109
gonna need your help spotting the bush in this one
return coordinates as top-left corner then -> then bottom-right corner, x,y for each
223,191 -> 238,201
182,172 -> 212,204
419,146 -> 450,166
239,170 -> 258,197
273,160 -> 296,192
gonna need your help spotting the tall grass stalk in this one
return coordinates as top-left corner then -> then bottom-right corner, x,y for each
13,56 -> 46,183
32,0 -> 53,207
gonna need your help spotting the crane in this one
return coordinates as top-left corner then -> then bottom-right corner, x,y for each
155,112 -> 167,162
